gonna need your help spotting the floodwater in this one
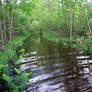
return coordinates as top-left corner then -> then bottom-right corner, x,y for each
21,36 -> 92,92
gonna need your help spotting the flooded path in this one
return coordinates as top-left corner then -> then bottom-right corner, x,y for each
21,36 -> 92,92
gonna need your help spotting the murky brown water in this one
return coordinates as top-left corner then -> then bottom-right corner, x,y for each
21,36 -> 92,92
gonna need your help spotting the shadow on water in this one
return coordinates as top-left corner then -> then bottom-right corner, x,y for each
20,35 -> 92,92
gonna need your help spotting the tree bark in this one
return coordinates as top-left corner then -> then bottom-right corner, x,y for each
70,0 -> 73,40
0,20 -> 4,48
7,0 -> 12,40
85,8 -> 92,38
2,0 -> 7,45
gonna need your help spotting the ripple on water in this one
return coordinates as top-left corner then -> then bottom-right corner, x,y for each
21,39 -> 92,92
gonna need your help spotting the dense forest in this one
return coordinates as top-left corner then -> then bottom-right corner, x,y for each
0,0 -> 92,92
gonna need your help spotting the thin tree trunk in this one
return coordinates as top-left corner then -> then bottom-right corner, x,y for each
0,1 -> 4,47
7,0 -> 11,40
10,0 -> 14,40
0,21 -> 4,48
85,8 -> 92,38
76,10 -> 85,36
2,0 -> 7,46
70,0 -> 73,40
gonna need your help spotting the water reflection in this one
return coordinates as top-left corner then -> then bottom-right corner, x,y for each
21,36 -> 92,92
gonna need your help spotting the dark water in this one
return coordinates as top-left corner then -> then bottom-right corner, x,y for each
21,36 -> 92,92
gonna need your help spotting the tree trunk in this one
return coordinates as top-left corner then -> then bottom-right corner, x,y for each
7,0 -> 12,40
85,8 -> 92,38
0,20 -> 4,48
70,0 -> 73,40
2,0 -> 7,46
10,0 -> 14,40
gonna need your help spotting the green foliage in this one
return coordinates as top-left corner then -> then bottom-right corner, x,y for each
28,0 -> 92,52
9,72 -> 28,92
0,36 -> 29,91
3,74 -> 11,82
1,0 -> 92,91
0,0 -> 34,91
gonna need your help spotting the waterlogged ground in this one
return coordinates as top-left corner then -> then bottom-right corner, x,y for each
21,36 -> 92,92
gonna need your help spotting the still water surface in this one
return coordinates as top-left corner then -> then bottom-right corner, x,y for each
21,36 -> 92,92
